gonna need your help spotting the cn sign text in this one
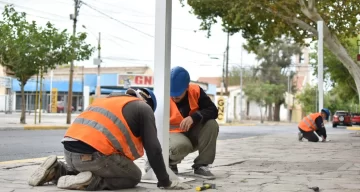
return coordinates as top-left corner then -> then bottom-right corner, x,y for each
118,75 -> 153,87
217,97 -> 225,121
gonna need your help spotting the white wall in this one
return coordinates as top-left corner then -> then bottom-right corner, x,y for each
226,88 -> 289,122
0,95 -> 7,111
0,94 -> 15,112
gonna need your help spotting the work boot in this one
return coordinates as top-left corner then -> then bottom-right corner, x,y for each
28,155 -> 58,186
194,166 -> 215,180
170,164 -> 179,175
57,171 -> 93,190
298,132 -> 303,141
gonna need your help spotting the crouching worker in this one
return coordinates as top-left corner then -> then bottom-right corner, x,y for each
28,88 -> 190,190
298,108 -> 330,142
167,66 -> 219,179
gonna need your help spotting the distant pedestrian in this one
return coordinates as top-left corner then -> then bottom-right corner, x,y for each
298,108 -> 330,142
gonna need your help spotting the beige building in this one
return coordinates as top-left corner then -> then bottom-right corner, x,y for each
41,65 -> 153,81
290,46 -> 313,122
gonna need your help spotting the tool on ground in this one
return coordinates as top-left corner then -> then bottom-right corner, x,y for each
195,183 -> 216,191
308,186 -> 319,192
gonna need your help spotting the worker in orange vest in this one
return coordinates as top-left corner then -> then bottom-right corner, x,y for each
298,108 -> 330,142
166,66 -> 219,179
28,88 -> 190,190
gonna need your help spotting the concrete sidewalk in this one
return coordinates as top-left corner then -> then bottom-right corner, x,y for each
0,120 -> 297,130
1,132 -> 360,192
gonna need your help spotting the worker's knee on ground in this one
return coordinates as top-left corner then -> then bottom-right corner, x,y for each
133,176 -> 141,186
308,137 -> 319,142
134,167 -> 142,182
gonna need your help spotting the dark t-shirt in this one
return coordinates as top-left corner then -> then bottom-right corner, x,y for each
63,100 -> 170,186
175,86 -> 218,123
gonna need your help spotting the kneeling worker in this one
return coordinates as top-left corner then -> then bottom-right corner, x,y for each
28,88 -> 190,190
298,108 -> 330,142
168,66 -> 219,179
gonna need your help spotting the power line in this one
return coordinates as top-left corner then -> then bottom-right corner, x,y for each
0,0 -> 67,19
81,2 -> 222,56
1,0 -> 223,56
86,0 -> 153,17
82,2 -> 153,37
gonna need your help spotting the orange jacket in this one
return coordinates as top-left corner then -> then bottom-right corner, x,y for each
298,112 -> 321,132
64,96 -> 144,161
169,83 -> 200,133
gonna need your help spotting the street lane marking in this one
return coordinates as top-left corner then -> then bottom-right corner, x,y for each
24,125 -> 69,130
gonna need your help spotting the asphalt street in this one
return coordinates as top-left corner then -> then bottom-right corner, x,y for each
0,122 -> 353,162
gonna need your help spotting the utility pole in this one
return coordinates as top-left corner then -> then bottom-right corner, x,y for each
221,51 -> 226,96
287,71 -> 291,122
66,0 -> 81,124
239,45 -> 243,122
95,32 -> 101,98
317,21 -> 324,112
225,32 -> 230,94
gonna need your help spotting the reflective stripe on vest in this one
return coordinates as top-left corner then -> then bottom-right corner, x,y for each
169,83 -> 200,133
303,115 -> 316,129
74,106 -> 141,159
299,113 -> 320,131
65,96 -> 143,161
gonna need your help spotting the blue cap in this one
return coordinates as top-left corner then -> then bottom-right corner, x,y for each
321,108 -> 330,120
170,66 -> 190,97
138,88 -> 157,112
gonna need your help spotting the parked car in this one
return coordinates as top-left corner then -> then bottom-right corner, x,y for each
332,110 -> 352,127
351,113 -> 360,125
48,101 -> 74,113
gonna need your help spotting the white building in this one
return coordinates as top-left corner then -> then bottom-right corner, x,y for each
218,86 -> 289,122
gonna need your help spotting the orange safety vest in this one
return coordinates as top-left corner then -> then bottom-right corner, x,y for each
169,83 -> 200,133
298,112 -> 321,132
64,96 -> 144,161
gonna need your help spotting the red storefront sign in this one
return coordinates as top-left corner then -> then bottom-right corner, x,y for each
118,74 -> 153,87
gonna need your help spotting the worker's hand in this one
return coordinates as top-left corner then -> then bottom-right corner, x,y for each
180,116 -> 193,132
161,180 -> 191,190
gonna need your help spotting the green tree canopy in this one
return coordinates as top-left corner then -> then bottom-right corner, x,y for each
310,37 -> 358,102
0,5 -> 95,124
182,0 -> 360,102
237,39 -> 300,121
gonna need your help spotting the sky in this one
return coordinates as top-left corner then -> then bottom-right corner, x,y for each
0,0 -> 260,81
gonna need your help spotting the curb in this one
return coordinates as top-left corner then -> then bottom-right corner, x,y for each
23,125 -> 69,130
219,123 -> 296,126
0,156 -> 65,165
220,123 -> 257,126
346,126 -> 360,131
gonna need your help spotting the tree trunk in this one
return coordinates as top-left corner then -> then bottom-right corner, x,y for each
246,101 -> 250,117
259,104 -> 264,123
20,83 -> 26,124
323,37 -> 360,103
298,5 -> 360,102
274,102 -> 281,121
264,104 -> 268,120
268,104 -> 273,121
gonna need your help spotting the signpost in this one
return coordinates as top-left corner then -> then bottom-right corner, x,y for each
317,21 -> 324,111
216,96 -> 227,124
141,0 -> 193,184
51,88 -> 58,113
